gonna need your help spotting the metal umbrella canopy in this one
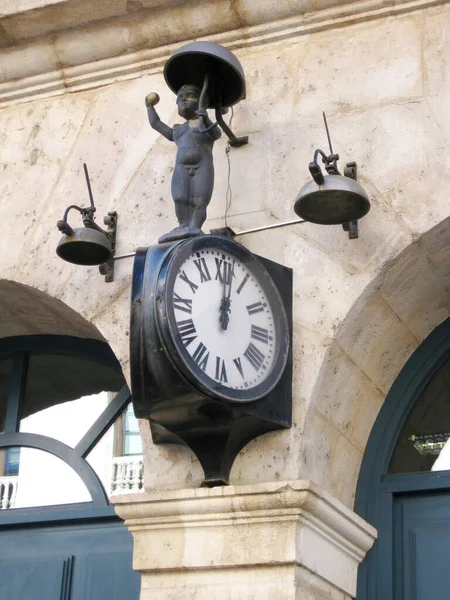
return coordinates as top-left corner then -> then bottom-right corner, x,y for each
164,41 -> 246,108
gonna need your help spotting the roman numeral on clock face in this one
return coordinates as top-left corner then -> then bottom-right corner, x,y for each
251,324 -> 270,344
233,356 -> 245,379
214,258 -> 233,285
246,301 -> 265,315
244,342 -> 265,371
177,319 -> 197,347
215,357 -> 227,382
193,258 -> 211,283
179,270 -> 198,294
173,293 -> 192,314
236,274 -> 249,295
192,342 -> 209,371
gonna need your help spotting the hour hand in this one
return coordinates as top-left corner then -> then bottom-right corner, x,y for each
219,260 -> 235,330
220,296 -> 231,330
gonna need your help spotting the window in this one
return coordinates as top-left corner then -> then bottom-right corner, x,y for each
0,335 -> 142,513
389,352 -> 450,475
3,448 -> 19,476
123,403 -> 142,455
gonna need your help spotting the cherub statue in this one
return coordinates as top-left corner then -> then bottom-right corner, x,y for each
145,75 -> 222,243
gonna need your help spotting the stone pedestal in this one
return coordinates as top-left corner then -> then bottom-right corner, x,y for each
113,480 -> 376,599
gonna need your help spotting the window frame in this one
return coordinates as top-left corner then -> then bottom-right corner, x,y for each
0,335 -> 132,526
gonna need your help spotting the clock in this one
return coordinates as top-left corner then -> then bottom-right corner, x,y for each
155,235 -> 289,402
130,233 -> 292,485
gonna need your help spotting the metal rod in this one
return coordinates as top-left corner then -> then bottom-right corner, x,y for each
113,252 -> 137,261
234,218 -> 306,237
323,111 -> 334,156
83,163 -> 95,209
112,219 -> 307,260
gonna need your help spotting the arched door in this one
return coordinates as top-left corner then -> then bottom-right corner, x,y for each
355,318 -> 450,599
0,335 -> 141,600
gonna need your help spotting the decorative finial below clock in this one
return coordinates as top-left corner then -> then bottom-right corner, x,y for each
145,41 -> 248,244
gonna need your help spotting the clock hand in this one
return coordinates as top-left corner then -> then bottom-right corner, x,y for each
219,260 -> 235,331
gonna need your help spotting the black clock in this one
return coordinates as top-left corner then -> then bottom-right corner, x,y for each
130,233 -> 292,486
155,235 -> 289,403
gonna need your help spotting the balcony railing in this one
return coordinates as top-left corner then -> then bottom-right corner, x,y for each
111,455 -> 144,495
0,476 -> 18,509
0,457 -> 143,510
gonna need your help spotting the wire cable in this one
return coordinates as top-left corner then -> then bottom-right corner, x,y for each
224,107 -> 234,227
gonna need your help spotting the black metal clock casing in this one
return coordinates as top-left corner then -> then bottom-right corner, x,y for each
130,234 -> 292,486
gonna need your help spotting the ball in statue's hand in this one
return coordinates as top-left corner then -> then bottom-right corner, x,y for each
146,92 -> 160,106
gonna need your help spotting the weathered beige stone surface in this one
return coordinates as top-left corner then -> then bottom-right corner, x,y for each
0,0 -> 449,505
113,480 -> 376,599
302,219 -> 450,505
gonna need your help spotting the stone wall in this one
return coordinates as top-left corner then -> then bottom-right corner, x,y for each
1,0 -> 449,509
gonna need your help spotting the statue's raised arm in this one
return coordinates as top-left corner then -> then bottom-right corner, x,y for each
196,75 -> 221,140
145,93 -> 173,142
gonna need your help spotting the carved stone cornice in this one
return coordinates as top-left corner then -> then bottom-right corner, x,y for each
0,0 -> 445,107
113,480 -> 376,597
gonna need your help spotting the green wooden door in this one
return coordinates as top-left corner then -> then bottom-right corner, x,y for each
0,518 -> 140,600
393,491 -> 450,599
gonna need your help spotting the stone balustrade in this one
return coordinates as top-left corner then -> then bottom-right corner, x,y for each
111,456 -> 144,495
0,476 -> 18,510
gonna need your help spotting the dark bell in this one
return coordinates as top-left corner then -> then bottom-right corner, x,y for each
294,174 -> 370,225
164,41 -> 246,108
56,227 -> 112,266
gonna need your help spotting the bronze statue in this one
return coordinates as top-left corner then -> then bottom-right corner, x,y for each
146,75 -> 221,243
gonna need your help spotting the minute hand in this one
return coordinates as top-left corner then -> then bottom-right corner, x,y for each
219,261 -> 235,331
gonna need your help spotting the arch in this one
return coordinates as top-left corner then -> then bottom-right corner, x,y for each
0,335 -> 124,426
0,279 -> 104,340
300,217 -> 450,507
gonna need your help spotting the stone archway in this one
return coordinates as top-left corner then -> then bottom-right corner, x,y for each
300,217 -> 450,508
0,279 -> 104,340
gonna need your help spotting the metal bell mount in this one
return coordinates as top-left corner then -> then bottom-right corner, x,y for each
294,113 -> 370,238
56,164 -> 117,282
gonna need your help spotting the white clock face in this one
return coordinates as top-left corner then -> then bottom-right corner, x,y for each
169,245 -> 278,393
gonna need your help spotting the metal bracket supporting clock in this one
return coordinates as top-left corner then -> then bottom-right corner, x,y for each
130,234 -> 292,486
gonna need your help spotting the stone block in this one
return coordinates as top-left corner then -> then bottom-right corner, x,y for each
380,242 -> 446,325
423,7 -> 450,98
313,341 -> 384,447
0,95 -> 90,276
349,381 -> 384,454
292,323 -> 330,414
294,15 -> 423,117
336,292 -> 419,393
230,428 -> 301,485
299,407 -> 341,490
284,229 -> 370,339
421,216 -> 450,290
329,434 -> 363,508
